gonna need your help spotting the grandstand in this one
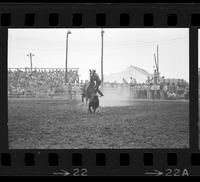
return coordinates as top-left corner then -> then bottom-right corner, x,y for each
8,68 -> 80,98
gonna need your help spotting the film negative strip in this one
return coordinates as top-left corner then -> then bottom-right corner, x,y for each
0,3 -> 199,176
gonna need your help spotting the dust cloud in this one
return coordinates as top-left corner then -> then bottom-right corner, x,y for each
99,87 -> 134,107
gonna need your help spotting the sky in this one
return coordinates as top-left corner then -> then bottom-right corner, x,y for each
8,28 -> 189,82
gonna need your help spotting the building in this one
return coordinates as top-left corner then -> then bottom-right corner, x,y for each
104,65 -> 153,83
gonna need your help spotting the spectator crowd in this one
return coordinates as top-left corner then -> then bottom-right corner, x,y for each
104,76 -> 189,100
8,68 -> 189,100
8,68 -> 79,97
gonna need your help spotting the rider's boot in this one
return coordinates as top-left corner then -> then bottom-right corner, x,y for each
97,89 -> 104,97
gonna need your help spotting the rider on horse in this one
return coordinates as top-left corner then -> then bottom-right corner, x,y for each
81,69 -> 104,103
89,69 -> 104,97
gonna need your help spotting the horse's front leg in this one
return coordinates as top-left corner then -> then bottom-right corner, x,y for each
88,105 -> 91,113
88,99 -> 92,113
86,97 -> 88,106
88,103 -> 93,113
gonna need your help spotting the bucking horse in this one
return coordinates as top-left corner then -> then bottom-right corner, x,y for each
82,70 -> 103,113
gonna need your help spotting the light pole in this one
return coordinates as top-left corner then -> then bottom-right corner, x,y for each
157,45 -> 159,83
27,53 -> 35,72
65,30 -> 71,83
101,29 -> 104,89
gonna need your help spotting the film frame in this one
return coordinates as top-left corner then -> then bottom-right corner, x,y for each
0,3 -> 199,176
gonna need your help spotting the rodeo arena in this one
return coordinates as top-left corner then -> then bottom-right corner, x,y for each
8,31 -> 189,149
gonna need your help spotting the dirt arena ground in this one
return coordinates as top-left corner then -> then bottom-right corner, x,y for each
8,98 -> 189,149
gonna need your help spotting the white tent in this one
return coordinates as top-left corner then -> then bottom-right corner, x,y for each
104,65 -> 153,83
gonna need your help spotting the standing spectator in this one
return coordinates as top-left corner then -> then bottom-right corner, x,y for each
129,77 -> 133,86
170,82 -> 177,95
153,69 -> 158,84
155,84 -> 160,99
129,77 -> 134,97
150,83 -> 155,99
163,82 -> 169,99
160,84 -> 165,100
146,83 -> 151,99
143,83 -> 148,99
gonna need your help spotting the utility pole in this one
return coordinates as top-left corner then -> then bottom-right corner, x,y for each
154,53 -> 158,72
27,53 -> 34,71
157,45 -> 159,83
101,29 -> 104,89
65,30 -> 71,83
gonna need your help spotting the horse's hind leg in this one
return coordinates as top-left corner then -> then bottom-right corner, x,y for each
88,105 -> 92,113
82,94 -> 85,103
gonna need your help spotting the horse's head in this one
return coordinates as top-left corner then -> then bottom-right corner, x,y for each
89,69 -> 95,77
90,69 -> 101,83
89,69 -> 95,82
